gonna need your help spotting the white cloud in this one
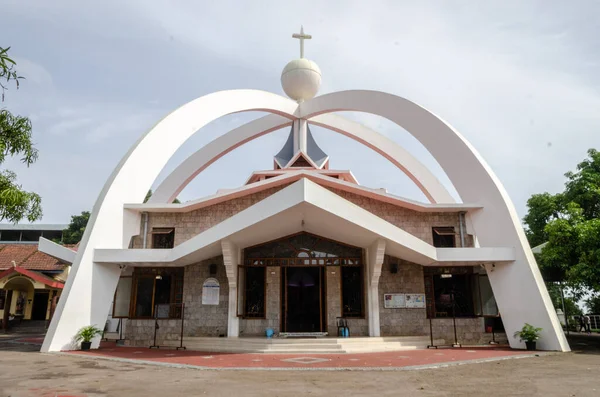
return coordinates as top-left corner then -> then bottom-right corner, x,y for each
1,0 -> 598,223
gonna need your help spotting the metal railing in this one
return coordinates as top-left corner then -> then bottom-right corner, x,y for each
567,315 -> 600,333
149,303 -> 186,350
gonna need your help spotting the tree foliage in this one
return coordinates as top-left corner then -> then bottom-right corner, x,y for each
546,283 -> 582,316
62,211 -> 90,244
61,192 -> 181,244
144,189 -> 181,204
0,46 -> 42,223
587,295 -> 600,314
1,47 -> 21,100
524,149 -> 600,293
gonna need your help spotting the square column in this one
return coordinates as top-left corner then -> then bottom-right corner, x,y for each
367,239 -> 386,337
221,240 -> 239,337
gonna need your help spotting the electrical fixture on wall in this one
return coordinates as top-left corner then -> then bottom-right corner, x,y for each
155,275 -> 162,280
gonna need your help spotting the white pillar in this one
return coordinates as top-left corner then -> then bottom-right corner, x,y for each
221,240 -> 239,337
367,239 -> 386,337
297,119 -> 308,153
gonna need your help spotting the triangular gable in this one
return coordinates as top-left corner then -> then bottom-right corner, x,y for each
0,266 -> 64,289
284,151 -> 319,169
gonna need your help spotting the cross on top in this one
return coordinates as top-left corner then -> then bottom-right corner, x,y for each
292,26 -> 312,58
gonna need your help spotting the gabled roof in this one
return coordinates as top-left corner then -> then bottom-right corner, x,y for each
101,179 -> 513,267
244,169 -> 358,185
0,244 -> 71,271
125,170 -> 481,214
0,266 -> 64,289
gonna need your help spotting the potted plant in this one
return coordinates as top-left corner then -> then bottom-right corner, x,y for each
75,325 -> 103,351
514,323 -> 542,351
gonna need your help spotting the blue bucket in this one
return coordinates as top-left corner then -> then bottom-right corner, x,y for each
266,328 -> 274,338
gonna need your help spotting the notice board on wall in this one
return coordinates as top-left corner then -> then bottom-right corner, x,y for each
202,278 -> 220,305
405,294 -> 426,308
384,293 -> 426,309
384,294 -> 406,309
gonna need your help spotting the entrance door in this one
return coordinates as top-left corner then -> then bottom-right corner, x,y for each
282,267 -> 325,332
31,291 -> 49,321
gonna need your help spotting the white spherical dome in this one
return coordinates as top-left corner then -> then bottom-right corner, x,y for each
281,58 -> 322,101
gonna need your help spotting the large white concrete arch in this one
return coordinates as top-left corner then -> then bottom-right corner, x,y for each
150,113 -> 455,204
42,90 -> 299,352
296,90 -> 569,351
43,87 -> 568,353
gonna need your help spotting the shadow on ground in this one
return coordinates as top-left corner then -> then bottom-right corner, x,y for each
0,333 -> 45,353
566,332 -> 600,354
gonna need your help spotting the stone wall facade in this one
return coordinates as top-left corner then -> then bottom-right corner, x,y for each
182,257 -> 229,337
326,188 -> 473,247
132,185 -> 289,248
239,267 -> 281,336
123,180 -> 490,346
379,257 -> 429,336
378,255 -> 494,344
326,268 -> 369,337
125,254 -> 494,345
124,256 -> 230,346
133,183 -> 474,249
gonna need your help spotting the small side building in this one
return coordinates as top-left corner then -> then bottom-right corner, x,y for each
0,224 -> 72,329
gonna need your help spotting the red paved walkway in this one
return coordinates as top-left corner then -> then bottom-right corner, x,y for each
55,342 -> 533,369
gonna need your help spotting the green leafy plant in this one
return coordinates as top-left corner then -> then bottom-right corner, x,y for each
514,323 -> 542,343
75,325 -> 103,343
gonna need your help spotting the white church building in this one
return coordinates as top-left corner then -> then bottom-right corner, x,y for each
40,29 -> 569,352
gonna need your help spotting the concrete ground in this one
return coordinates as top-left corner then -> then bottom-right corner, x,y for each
0,334 -> 599,397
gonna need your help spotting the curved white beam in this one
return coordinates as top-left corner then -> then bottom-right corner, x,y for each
149,114 -> 292,203
151,113 -> 454,204
296,90 -> 569,351
310,113 -> 454,203
42,90 -> 299,352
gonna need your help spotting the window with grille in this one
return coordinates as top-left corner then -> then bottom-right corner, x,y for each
432,227 -> 456,248
151,228 -> 175,249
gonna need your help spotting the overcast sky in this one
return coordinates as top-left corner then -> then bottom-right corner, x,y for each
1,1 -> 599,224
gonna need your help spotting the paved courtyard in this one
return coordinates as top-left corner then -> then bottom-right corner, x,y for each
0,334 -> 598,396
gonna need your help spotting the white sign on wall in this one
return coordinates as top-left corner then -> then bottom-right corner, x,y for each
405,294 -> 426,308
384,294 -> 406,309
384,293 -> 426,309
202,278 -> 220,305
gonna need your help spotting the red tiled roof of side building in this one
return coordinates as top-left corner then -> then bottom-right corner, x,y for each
19,249 -> 66,271
0,244 -> 66,271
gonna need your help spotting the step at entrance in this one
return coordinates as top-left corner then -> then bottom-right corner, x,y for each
160,336 -> 443,354
279,332 -> 328,338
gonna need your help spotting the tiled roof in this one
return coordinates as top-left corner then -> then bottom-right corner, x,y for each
0,266 -> 64,288
0,244 -> 68,271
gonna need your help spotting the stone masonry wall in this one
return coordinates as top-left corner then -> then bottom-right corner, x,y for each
326,269 -> 341,336
132,184 -> 474,249
379,256 -> 428,336
326,188 -> 472,246
239,267 -> 281,336
182,257 -> 229,337
378,255 -> 490,345
326,268 -> 369,336
124,256 -> 230,346
125,319 -> 182,347
132,185 -> 289,248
